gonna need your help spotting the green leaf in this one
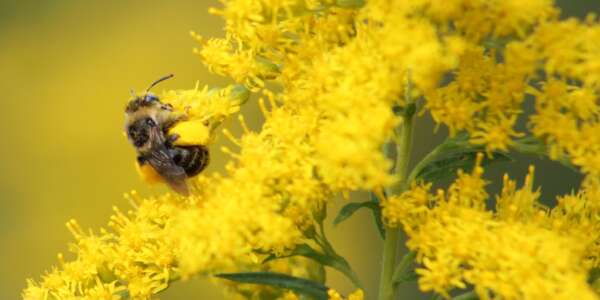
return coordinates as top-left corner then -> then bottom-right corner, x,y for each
394,269 -> 418,284
513,136 -> 577,171
369,192 -> 386,239
333,199 -> 385,239
588,267 -> 600,284
262,244 -> 363,288
416,150 -> 511,182
392,251 -> 417,285
589,267 -> 600,294
409,133 -> 511,183
263,244 -> 329,265
333,201 -> 377,225
215,272 -> 329,300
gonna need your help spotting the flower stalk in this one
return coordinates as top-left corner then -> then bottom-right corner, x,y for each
378,75 -> 416,300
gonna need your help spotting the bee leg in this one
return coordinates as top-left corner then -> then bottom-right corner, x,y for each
161,113 -> 188,132
160,103 -> 173,111
137,155 -> 147,165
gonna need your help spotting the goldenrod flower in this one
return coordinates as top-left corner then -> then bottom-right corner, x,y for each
327,288 -> 364,300
384,159 -> 600,299
24,0 -> 600,299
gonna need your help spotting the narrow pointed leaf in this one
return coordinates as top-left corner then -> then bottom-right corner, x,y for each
588,267 -> 600,284
410,132 -> 512,183
215,272 -> 329,300
333,201 -> 377,226
262,244 -> 330,265
262,244 -> 363,288
394,269 -> 418,284
369,192 -> 386,239
391,250 -> 417,286
416,150 -> 511,182
513,136 -> 577,171
333,200 -> 385,238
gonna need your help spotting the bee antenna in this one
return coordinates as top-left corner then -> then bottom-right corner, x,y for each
146,74 -> 174,92
129,88 -> 136,98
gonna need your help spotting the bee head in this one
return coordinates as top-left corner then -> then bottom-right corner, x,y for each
125,74 -> 174,113
125,93 -> 162,113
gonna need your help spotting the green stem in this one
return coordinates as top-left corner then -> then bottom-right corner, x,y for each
378,228 -> 400,300
378,75 -> 416,300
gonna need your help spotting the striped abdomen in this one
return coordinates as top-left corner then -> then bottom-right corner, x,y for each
170,145 -> 209,177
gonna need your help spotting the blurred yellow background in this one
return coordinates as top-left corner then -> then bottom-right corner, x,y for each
1,1 -> 598,299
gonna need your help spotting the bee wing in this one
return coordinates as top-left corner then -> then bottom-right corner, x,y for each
145,144 -> 190,196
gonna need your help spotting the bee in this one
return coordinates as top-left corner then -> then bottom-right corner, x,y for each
124,74 -> 209,195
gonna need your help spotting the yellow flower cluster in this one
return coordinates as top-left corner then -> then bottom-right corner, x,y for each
23,86 -> 331,298
358,0 -> 557,155
425,45 -> 529,152
195,0 -> 600,185
527,21 -> 600,176
383,156 -> 600,299
23,194 -> 178,300
161,83 -> 250,142
173,107 -> 331,278
327,288 -> 363,300
424,7 -> 600,176
24,0 -> 600,299
195,0 -> 465,191
401,0 -> 557,42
